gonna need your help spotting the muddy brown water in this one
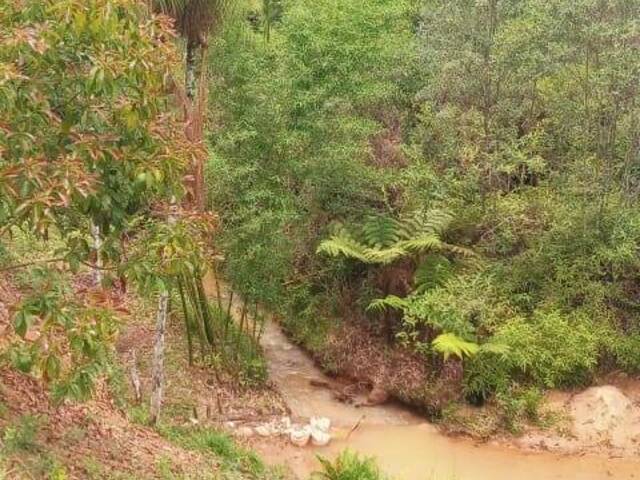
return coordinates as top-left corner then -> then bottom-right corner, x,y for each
206,277 -> 640,479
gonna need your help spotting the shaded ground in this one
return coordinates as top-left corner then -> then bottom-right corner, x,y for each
0,270 -> 288,479
0,367 -> 216,479
116,306 -> 288,427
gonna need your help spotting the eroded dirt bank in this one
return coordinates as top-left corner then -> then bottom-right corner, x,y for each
208,278 -> 640,479
255,316 -> 640,479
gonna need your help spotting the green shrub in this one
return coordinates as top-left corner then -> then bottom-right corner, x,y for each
494,312 -> 599,388
2,415 -> 40,453
495,386 -> 544,434
313,451 -> 389,480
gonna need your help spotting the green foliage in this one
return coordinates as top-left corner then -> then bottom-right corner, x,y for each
432,333 -> 479,362
207,0 -> 419,308
2,415 -> 40,453
211,0 -> 640,423
0,0 -> 187,237
494,386 -> 544,434
313,451 -> 388,480
494,312 -> 600,389
318,211 -> 471,265
159,426 -> 272,479
6,266 -> 119,400
0,0 -> 191,400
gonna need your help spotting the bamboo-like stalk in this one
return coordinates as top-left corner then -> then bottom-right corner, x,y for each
196,275 -> 217,348
251,301 -> 259,343
184,274 -> 208,358
177,278 -> 194,365
234,299 -> 248,358
149,289 -> 170,425
257,313 -> 269,343
212,264 -> 223,310
224,290 -> 234,341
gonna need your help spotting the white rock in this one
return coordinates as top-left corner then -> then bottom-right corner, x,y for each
570,385 -> 636,448
310,428 -> 331,447
289,425 -> 312,447
310,416 -> 331,433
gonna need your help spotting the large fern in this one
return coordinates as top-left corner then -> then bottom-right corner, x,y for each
317,209 -> 472,265
432,333 -> 480,361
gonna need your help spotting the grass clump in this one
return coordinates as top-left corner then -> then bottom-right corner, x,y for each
158,425 -> 277,479
2,415 -> 41,453
312,451 -> 388,480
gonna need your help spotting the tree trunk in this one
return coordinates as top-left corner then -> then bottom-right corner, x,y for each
149,200 -> 177,425
149,290 -> 169,425
185,40 -> 198,100
91,222 -> 103,287
129,350 -> 142,404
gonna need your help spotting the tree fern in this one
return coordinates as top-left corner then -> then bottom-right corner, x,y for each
316,227 -> 372,263
361,214 -> 402,248
317,209 -> 472,265
414,254 -> 452,293
432,332 -> 480,361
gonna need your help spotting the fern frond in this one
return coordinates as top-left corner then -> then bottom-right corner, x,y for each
398,234 -> 443,253
414,254 -> 452,292
362,245 -> 406,264
441,243 -> 475,257
317,209 -> 474,266
419,209 -> 453,235
361,215 -> 402,248
367,295 -> 410,312
432,333 -> 479,361
479,341 -> 511,358
316,229 -> 371,263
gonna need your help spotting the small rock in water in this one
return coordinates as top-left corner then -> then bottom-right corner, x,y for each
290,425 -> 312,447
310,416 -> 331,433
310,428 -> 331,447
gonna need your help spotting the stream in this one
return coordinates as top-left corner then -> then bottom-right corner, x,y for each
208,278 -> 640,479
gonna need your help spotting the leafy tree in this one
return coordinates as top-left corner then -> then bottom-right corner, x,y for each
0,0 -> 188,397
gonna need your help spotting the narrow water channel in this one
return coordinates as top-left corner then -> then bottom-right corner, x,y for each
207,276 -> 640,479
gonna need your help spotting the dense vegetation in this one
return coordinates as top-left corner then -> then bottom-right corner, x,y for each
2,0 -> 640,477
209,0 -> 640,418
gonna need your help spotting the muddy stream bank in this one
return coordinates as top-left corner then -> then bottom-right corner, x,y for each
206,277 -> 640,479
